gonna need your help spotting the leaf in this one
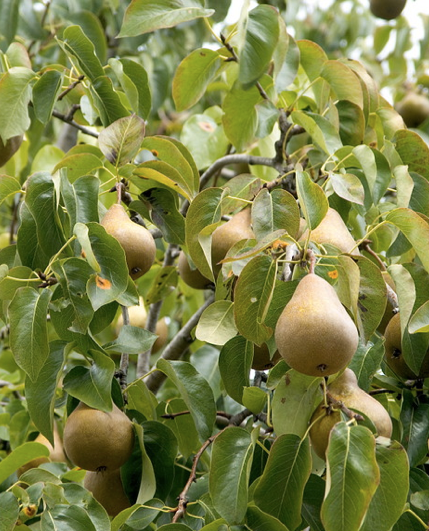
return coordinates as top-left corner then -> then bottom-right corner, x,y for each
253,434 -> 311,530
394,129 -> 429,180
321,422 -> 380,531
65,10 -> 107,65
132,160 -> 193,202
90,75 -> 130,126
133,423 -> 157,504
302,474 -> 325,531
111,500 -> 164,531
386,208 -> 429,273
156,359 -> 216,441
321,60 -> 363,109
25,341 -> 66,444
119,0 -> 214,37
246,505 -> 290,531
162,398 -> 200,459
173,48 -> 222,111
409,300 -> 429,333
272,370 -> 323,437
330,172 -> 365,205
210,427 -> 255,525
54,153 -> 103,183
0,175 -> 21,206
296,167 -> 329,231
348,339 -> 385,392
242,387 -> 267,415
239,5 -> 279,88
252,188 -> 300,240
0,442 -> 50,484
9,287 -> 52,381
32,69 -> 63,124
44,505 -> 97,531
234,254 -> 277,345
98,115 -> 145,167
335,101 -> 365,147
400,390 -> 429,467
291,111 -> 342,155
0,492 -> 19,531
196,300 -> 237,346
359,441 -> 409,531
63,350 -> 116,411
0,67 -> 34,142
105,325 -> 157,354
218,336 -> 252,404
60,25 -> 104,81
0,0 -> 20,52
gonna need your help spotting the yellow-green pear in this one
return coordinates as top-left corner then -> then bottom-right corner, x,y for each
300,208 -> 359,255
396,92 -> 429,128
369,0 -> 406,20
101,204 -> 156,280
63,402 -> 134,472
0,135 -> 23,167
178,250 -> 212,290
309,368 -> 392,459
84,468 -> 131,516
252,343 -> 281,371
115,298 -> 168,353
384,313 -> 429,379
211,208 -> 254,276
18,425 -> 67,476
275,273 -> 359,377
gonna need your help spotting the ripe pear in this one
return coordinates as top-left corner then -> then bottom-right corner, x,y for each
84,468 -> 131,516
384,313 -> 429,379
369,0 -> 406,20
275,273 -> 359,377
63,402 -> 134,472
211,208 -> 254,276
252,343 -> 281,371
0,135 -> 23,167
115,298 -> 168,353
300,208 -> 359,255
178,250 -> 212,289
309,368 -> 392,459
101,204 -> 156,280
396,92 -> 429,128
18,426 -> 66,476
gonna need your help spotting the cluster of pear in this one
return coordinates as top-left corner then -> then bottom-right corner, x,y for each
369,0 -> 406,20
63,402 -> 134,516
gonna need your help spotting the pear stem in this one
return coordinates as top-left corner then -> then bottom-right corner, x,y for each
307,248 -> 317,274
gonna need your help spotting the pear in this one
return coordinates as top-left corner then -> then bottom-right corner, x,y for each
101,204 -> 156,280
369,0 -> 406,20
309,369 -> 393,459
84,468 -> 131,516
300,208 -> 359,255
63,402 -> 134,472
178,250 -> 212,290
115,298 -> 168,353
396,92 -> 429,128
18,425 -> 67,476
274,273 -> 359,377
211,208 -> 254,276
384,313 -> 429,379
0,135 -> 23,167
377,272 -> 396,335
252,343 -> 281,371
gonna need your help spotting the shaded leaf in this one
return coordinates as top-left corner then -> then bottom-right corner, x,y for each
98,115 -> 145,167
32,69 -> 63,124
296,167 -> 329,231
218,336 -> 252,405
0,442 -> 50,484
196,300 -> 237,346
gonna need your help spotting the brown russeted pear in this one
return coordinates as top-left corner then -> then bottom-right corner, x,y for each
369,0 -> 406,20
0,135 -> 23,167
309,368 -> 393,459
274,273 -> 359,377
18,425 -> 67,476
252,343 -> 281,371
396,92 -> 429,128
299,208 -> 359,255
177,250 -> 212,290
211,208 -> 254,277
377,272 -> 396,334
115,297 -> 168,353
84,468 -> 131,516
63,402 -> 134,472
384,313 -> 429,379
101,203 -> 156,280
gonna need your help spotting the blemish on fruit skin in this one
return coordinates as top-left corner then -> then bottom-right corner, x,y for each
96,276 -> 111,289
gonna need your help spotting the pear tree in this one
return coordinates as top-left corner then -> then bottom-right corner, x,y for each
1,0 -> 429,530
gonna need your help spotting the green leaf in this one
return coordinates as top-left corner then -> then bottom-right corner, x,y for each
156,359 -> 216,441
218,336 -> 252,405
196,300 -> 237,346
234,254 -> 277,345
98,115 -> 145,167
291,111 -> 342,155
60,25 -> 104,81
400,390 -> 429,467
0,67 -> 34,142
335,101 -> 365,147
119,0 -> 214,37
90,75 -> 130,126
246,505 -> 290,531
25,341 -> 66,444
66,10 -> 107,65
348,339 -> 385,392
54,153 -> 103,183
113,500 -> 164,531
16,202 -> 50,270
386,208 -> 429,273
360,441 -> 409,531
272,370 -> 322,437
145,265 -> 178,305
63,350 -> 116,411
296,167 -> 329,231
302,474 -> 325,531
0,442 -> 50,484
105,324 -> 157,354
252,188 -> 300,240
32,70 -> 63,124
242,387 -> 267,415
0,175 -> 21,206
239,5 -> 279,88
394,129 -> 429,181
321,422 -> 380,531
9,287 -> 52,381
210,427 -> 255,525
0,492 -> 19,531
0,266 -> 37,301
321,60 -> 363,109
132,160 -> 192,202
173,48 -> 222,112
0,0 -> 20,52
133,423 -> 157,504
44,505 -> 97,531
330,172 -> 365,205
409,300 -> 429,333
254,434 -> 311,529
162,398 -> 200,459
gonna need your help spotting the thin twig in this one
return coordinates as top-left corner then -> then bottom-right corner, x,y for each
52,109 -> 99,138
57,75 -> 85,101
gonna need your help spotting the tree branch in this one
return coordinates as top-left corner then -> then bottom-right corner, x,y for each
51,109 -> 99,138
